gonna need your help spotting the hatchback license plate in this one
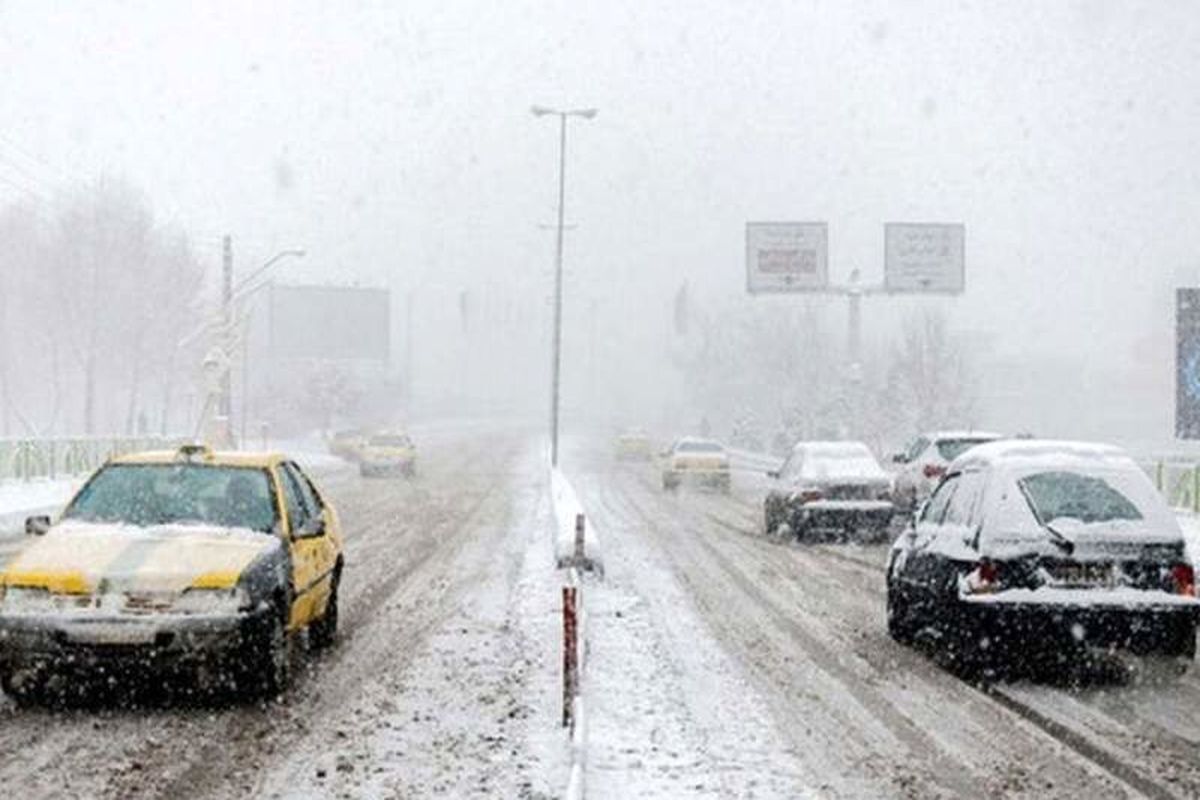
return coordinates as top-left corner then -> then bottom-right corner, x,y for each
1049,563 -> 1115,588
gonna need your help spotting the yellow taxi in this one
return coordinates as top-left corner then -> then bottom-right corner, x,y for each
0,444 -> 344,703
613,429 -> 654,461
358,431 -> 417,478
661,437 -> 732,493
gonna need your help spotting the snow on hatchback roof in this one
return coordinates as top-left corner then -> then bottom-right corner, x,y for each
926,430 -> 1004,441
949,439 -> 1131,471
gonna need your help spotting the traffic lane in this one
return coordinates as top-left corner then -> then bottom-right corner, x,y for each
683,481 -> 1200,799
590,462 -> 1136,798
0,432 -> 519,800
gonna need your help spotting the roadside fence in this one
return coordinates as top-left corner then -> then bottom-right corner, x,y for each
0,436 -> 186,482
1149,459 -> 1200,514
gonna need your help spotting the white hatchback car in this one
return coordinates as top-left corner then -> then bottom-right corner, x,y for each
892,431 -> 1004,510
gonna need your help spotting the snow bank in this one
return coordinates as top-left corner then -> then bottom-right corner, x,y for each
551,468 -> 603,572
0,477 -> 80,538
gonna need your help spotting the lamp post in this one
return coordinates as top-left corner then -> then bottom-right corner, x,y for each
220,245 -> 306,447
531,105 -> 596,467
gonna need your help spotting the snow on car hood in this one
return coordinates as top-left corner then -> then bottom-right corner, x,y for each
2,519 -> 279,595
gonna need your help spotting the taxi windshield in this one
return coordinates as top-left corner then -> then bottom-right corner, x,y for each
63,463 -> 277,533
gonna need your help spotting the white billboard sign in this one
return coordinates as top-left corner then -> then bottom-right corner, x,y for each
746,222 -> 828,293
884,223 -> 965,293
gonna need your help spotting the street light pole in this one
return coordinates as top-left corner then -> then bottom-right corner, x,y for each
218,243 -> 306,447
532,105 -> 596,467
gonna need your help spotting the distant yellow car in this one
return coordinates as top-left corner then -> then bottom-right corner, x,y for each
662,437 -> 732,492
614,430 -> 653,461
0,444 -> 344,703
358,432 -> 417,478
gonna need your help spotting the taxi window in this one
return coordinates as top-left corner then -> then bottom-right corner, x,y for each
277,465 -> 308,532
284,462 -> 322,519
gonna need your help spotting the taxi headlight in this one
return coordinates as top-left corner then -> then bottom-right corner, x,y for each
3,587 -> 61,613
174,586 -> 249,615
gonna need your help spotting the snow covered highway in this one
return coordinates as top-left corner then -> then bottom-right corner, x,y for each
1,432 -> 1199,799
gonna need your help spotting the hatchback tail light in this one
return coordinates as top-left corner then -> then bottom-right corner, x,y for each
797,488 -> 824,504
923,464 -> 946,479
1171,564 -> 1196,596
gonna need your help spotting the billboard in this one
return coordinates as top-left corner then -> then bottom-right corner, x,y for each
1177,288 -> 1200,439
268,284 -> 390,361
746,222 -> 828,293
884,223 -> 965,293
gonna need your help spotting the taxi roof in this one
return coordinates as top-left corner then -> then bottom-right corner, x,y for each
111,448 -> 285,468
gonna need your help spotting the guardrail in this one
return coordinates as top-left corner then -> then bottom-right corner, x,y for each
0,437 -> 187,482
1149,460 -> 1200,514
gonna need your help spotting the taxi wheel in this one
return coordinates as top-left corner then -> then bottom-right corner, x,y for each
1,670 -> 43,707
310,569 -> 341,650
240,599 -> 291,699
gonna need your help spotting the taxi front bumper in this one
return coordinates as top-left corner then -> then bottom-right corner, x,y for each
0,607 -> 269,674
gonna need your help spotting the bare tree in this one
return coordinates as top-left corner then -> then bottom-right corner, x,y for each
882,311 -> 977,436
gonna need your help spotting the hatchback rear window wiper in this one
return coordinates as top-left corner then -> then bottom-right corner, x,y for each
1016,482 -> 1076,555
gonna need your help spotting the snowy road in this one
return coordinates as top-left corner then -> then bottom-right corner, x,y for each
1,433 -> 1199,799
563,442 -> 1200,799
0,431 -> 567,799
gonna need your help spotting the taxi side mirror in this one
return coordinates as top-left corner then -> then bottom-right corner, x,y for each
25,515 -> 50,536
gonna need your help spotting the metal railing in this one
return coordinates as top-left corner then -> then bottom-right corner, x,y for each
1148,460 -> 1200,514
0,436 -> 187,482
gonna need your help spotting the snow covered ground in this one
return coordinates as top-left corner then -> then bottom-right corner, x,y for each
2,431 -> 1200,799
0,477 -> 81,538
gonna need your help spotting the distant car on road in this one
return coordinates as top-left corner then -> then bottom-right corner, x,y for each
891,431 -> 1004,511
358,432 -> 417,478
886,440 -> 1200,673
764,441 -> 894,542
614,429 -> 654,461
0,444 -> 344,703
662,437 -> 731,492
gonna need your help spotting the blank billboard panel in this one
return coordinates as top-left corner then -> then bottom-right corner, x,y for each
269,284 -> 390,361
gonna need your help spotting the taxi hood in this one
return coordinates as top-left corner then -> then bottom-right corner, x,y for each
2,520 -> 280,595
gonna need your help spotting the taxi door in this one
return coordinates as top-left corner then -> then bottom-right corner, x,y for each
277,462 -> 337,629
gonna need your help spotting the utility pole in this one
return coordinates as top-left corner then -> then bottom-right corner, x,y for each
405,290 -> 415,413
220,235 -> 233,426
532,105 -> 597,466
550,113 -> 567,467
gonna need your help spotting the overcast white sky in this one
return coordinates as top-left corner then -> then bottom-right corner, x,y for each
2,0 -> 1199,367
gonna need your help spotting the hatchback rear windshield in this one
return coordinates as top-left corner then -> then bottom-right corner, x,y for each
1017,470 -> 1143,525
64,463 -> 277,532
936,438 -> 996,462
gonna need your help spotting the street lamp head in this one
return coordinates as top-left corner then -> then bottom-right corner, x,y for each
530,105 -> 554,117
571,108 -> 598,120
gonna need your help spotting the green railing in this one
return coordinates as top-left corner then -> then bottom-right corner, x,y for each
0,436 -> 187,482
1149,460 -> 1200,514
